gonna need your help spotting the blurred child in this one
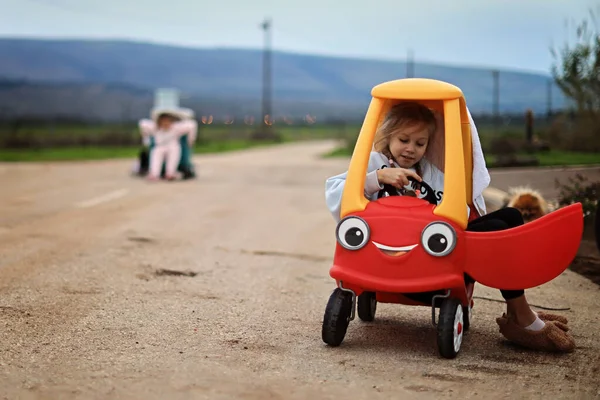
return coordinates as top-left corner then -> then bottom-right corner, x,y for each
138,112 -> 197,181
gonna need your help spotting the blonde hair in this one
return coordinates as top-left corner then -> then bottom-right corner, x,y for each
373,102 -> 437,163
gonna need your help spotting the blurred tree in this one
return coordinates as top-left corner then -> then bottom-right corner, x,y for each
551,8 -> 600,116
549,7 -> 600,152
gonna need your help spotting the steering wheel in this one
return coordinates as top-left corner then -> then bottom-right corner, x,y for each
379,177 -> 438,205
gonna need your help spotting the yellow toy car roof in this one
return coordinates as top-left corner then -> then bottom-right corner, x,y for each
341,78 -> 474,229
372,78 -> 463,100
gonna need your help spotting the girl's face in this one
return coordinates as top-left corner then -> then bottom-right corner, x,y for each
157,115 -> 176,130
388,124 -> 429,168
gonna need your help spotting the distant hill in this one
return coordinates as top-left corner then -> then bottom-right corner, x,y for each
0,79 -> 368,122
0,38 -> 566,121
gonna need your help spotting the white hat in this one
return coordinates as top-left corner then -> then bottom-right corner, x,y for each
150,107 -> 195,121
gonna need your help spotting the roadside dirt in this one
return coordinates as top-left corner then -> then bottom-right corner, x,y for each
0,141 -> 598,399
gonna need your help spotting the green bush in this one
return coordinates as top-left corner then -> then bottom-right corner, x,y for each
555,173 -> 599,219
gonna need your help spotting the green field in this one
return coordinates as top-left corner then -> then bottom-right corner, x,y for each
533,151 -> 600,166
0,140 -> 284,162
322,124 -> 600,168
1,122 -> 598,168
0,147 -> 140,162
324,146 -> 599,168
0,123 -> 345,162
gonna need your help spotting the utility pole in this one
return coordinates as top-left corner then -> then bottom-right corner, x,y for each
492,70 -> 499,129
546,79 -> 553,118
261,18 -> 273,136
406,49 -> 414,78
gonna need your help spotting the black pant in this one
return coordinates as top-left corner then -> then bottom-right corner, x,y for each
139,149 -> 149,172
465,207 -> 525,300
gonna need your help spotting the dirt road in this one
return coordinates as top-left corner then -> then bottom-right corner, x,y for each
488,165 -> 600,202
1,141 -> 598,399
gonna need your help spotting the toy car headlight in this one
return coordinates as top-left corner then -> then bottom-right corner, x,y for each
421,221 -> 457,257
336,216 -> 370,250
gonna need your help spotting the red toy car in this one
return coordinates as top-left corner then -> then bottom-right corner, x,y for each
322,78 -> 583,358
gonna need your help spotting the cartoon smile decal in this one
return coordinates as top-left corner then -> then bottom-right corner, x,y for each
336,216 -> 458,258
372,241 -> 417,257
335,216 -> 419,256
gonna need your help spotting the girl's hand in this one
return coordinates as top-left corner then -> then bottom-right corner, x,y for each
376,167 -> 422,188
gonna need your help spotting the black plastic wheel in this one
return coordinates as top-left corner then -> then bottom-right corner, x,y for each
462,299 -> 473,332
322,288 -> 353,346
437,298 -> 464,359
357,291 -> 377,322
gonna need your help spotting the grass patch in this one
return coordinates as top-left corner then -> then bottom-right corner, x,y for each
323,146 -> 353,158
0,139 -> 283,162
195,139 -> 282,154
324,145 -> 599,168
0,147 -> 140,162
485,150 -> 600,168
534,151 -> 600,167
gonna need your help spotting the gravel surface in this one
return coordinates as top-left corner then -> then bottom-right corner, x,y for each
0,141 -> 598,399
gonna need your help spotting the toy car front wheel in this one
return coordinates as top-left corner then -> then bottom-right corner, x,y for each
437,298 -> 464,359
357,291 -> 377,322
322,288 -> 353,346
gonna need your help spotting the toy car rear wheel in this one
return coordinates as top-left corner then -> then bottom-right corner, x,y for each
357,291 -> 377,322
322,288 -> 353,346
462,300 -> 473,331
437,298 -> 464,359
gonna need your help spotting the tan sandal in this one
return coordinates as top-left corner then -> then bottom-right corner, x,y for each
496,313 -> 575,353
536,311 -> 568,325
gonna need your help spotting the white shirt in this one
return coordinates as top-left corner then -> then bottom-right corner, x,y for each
324,151 -> 487,222
138,119 -> 198,146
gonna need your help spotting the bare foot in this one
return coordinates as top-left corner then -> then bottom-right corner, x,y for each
505,295 -> 538,328
536,312 -> 568,324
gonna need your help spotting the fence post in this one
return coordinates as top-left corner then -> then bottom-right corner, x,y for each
525,108 -> 534,145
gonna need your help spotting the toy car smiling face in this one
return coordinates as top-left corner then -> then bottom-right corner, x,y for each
330,196 -> 468,294
336,213 -> 456,258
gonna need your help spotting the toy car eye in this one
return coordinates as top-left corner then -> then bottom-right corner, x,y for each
336,216 -> 370,250
421,222 -> 456,257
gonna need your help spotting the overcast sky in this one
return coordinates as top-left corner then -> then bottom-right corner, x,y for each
2,0 -> 598,74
